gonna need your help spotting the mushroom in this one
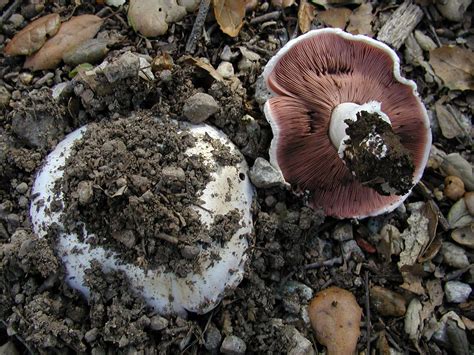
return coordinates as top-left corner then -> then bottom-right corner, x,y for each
263,28 -> 431,218
30,117 -> 254,316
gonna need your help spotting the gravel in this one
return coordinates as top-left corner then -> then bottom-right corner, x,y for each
183,93 -> 220,123
444,281 -> 472,303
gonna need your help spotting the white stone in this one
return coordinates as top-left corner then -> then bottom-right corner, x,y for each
444,281 -> 472,303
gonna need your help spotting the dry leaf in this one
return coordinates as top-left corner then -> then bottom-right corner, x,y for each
347,3 -> 374,36
213,0 -> 246,37
317,7 -> 352,29
5,13 -> 61,56
309,287 -> 362,355
429,46 -> 474,91
24,15 -> 103,71
298,0 -> 315,34
271,0 -> 296,7
128,0 -> 186,37
181,55 -> 224,82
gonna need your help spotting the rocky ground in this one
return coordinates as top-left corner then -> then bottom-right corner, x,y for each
0,0 -> 473,354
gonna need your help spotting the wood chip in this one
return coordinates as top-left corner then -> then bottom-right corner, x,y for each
377,0 -> 423,49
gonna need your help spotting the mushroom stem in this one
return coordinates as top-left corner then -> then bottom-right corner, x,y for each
329,101 -> 415,196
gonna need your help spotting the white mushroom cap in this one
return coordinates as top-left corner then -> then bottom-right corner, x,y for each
263,28 -> 431,219
30,120 -> 254,317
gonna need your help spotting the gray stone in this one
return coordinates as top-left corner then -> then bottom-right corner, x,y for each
204,324 -> 222,351
414,30 -> 437,51
342,240 -> 365,261
283,326 -> 315,355
181,245 -> 200,259
0,86 -> 11,108
85,328 -> 99,343
220,45 -> 237,62
102,52 -> 140,83
15,182 -> 28,194
436,0 -> 472,21
445,281 -> 472,303
162,166 -> 186,182
183,93 -> 219,123
77,181 -> 94,205
8,13 -> 24,28
63,39 -> 109,66
220,335 -> 246,355
112,230 -> 136,249
0,341 -> 19,355
441,242 -> 470,269
254,75 -> 272,108
149,315 -> 169,331
249,157 -> 284,188
332,222 -> 353,241
217,61 -> 234,79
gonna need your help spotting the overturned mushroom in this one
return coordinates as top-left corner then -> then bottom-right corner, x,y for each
263,28 -> 431,218
30,115 -> 254,316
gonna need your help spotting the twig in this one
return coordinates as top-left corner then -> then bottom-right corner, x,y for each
250,11 -> 281,25
304,256 -> 342,270
185,0 -> 211,54
157,233 -> 179,244
0,0 -> 22,25
365,270 -> 371,355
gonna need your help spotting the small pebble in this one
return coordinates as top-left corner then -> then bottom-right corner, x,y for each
0,86 -> 11,108
342,240 -> 365,261
0,341 -> 19,355
332,222 -> 353,241
149,315 -> 169,331
441,242 -> 470,268
183,93 -> 219,123
8,13 -> 24,28
162,166 -> 186,183
436,0 -> 471,21
444,176 -> 465,201
19,72 -> 33,85
249,157 -> 284,188
217,61 -> 234,79
15,182 -> 28,194
444,281 -> 472,303
204,323 -> 222,351
414,30 -> 437,51
265,195 -> 277,207
464,192 -> 474,215
77,181 -> 94,205
220,45 -> 235,61
283,326 -> 315,355
451,224 -> 474,249
85,328 -> 99,343
220,335 -> 246,355
371,286 -> 407,316
159,69 -> 173,83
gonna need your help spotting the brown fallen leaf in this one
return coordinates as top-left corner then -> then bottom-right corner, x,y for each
24,15 -> 103,71
213,0 -> 246,37
347,3 -> 374,36
298,0 -> 315,34
5,13 -> 61,56
429,46 -> 474,91
317,7 -> 352,29
308,287 -> 362,355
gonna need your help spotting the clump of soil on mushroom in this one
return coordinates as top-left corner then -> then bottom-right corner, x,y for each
55,114 -> 242,276
343,111 -> 415,196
